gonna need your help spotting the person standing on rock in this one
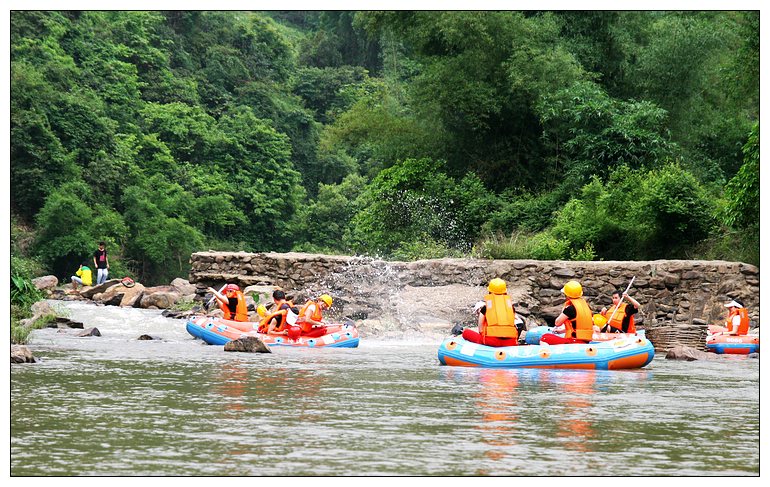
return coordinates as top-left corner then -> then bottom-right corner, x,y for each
600,289 -> 641,334
93,241 -> 110,285
297,294 -> 333,338
70,262 -> 93,291
540,280 -> 594,345
461,278 -> 519,347
207,284 -> 248,322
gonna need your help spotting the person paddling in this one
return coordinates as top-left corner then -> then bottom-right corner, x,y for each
207,284 -> 248,322
600,289 -> 641,333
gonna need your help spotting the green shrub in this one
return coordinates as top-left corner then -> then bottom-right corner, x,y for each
474,230 -> 570,260
570,242 -> 597,261
391,237 -> 462,261
527,233 -> 570,260
689,228 -> 759,266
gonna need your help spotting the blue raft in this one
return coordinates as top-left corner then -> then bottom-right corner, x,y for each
523,325 -> 646,345
438,335 -> 655,370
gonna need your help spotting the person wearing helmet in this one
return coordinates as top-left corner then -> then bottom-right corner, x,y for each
461,278 -> 519,347
207,283 -> 248,322
297,294 -> 333,338
600,289 -> 641,333
541,280 -> 594,345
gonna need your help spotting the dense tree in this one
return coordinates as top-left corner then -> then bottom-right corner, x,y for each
10,10 -> 760,283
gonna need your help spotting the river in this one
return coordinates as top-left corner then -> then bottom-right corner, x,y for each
10,300 -> 759,476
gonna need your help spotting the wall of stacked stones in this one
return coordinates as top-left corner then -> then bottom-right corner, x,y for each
189,252 -> 759,349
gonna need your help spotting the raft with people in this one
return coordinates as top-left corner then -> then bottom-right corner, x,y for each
437,334 -> 655,369
185,315 -> 360,348
705,325 -> 759,354
704,300 -> 759,354
442,277 -> 654,369
190,286 -> 359,348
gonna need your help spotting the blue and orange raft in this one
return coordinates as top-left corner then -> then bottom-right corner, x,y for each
186,315 -> 359,348
438,335 -> 654,369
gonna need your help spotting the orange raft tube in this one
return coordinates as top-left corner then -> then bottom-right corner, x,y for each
185,316 -> 359,348
438,335 -> 654,370
706,325 -> 759,354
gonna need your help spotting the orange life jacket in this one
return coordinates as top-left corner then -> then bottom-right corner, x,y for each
257,300 -> 295,333
564,297 -> 593,341
298,300 -> 324,333
607,302 -> 635,334
482,293 -> 518,339
221,291 -> 248,322
726,307 -> 750,335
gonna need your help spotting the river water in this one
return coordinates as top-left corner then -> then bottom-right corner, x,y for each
11,301 -> 759,476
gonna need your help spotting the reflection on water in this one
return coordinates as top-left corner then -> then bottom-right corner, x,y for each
10,301 -> 759,476
551,370 -> 596,453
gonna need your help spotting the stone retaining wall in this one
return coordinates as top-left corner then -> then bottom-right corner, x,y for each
189,252 -> 759,350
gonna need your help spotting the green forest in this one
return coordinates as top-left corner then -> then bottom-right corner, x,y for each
11,11 -> 760,290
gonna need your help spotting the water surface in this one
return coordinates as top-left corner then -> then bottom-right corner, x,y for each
11,301 -> 759,476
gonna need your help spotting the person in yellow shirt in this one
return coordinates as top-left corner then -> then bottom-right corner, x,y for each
71,262 -> 93,290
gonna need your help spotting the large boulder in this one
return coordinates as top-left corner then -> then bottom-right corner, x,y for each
93,282 -> 146,307
19,301 -> 58,328
224,336 -> 271,353
665,344 -> 716,361
139,286 -> 182,309
79,279 -> 122,299
32,275 -> 58,291
30,300 -> 56,317
170,278 -> 196,296
11,345 -> 36,364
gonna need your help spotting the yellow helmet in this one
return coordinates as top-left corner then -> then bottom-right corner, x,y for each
319,294 -> 333,307
562,280 -> 583,299
592,313 -> 607,327
487,278 -> 507,295
257,304 -> 268,317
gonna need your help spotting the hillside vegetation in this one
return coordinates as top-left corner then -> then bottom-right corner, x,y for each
11,11 -> 759,286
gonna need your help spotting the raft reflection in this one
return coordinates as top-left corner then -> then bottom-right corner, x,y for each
474,369 -> 520,469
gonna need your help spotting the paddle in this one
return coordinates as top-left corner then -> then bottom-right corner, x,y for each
204,284 -> 228,311
605,276 -> 636,331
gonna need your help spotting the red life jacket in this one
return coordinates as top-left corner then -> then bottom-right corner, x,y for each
607,302 -> 635,333
221,291 -> 248,322
482,293 -> 518,340
727,308 -> 750,335
298,300 -> 324,333
564,297 -> 593,342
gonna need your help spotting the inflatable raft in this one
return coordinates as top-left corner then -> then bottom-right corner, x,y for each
438,335 -> 654,369
523,325 -> 645,345
185,316 -> 360,348
705,327 -> 758,355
